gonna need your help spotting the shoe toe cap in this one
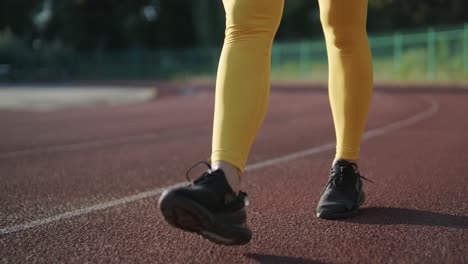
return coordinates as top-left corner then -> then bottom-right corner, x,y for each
316,200 -> 356,218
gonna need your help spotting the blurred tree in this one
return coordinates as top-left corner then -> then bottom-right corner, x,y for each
0,0 -> 467,52
367,0 -> 468,31
189,0 -> 224,47
277,0 -> 322,41
0,0 -> 42,43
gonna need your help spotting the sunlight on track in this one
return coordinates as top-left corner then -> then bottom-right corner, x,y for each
0,96 -> 439,236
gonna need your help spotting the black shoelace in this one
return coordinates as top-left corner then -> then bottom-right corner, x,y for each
185,160 -> 212,184
324,163 -> 374,191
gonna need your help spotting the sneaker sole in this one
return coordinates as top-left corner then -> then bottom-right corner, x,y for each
316,192 -> 366,219
158,192 -> 252,246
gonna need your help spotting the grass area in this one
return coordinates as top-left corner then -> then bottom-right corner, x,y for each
269,48 -> 467,84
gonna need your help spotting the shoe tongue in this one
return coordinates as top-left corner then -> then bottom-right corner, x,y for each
333,160 -> 358,174
334,160 -> 352,167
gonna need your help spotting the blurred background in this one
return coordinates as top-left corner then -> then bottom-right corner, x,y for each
0,0 -> 467,84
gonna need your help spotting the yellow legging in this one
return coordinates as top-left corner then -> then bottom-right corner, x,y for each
211,0 -> 373,172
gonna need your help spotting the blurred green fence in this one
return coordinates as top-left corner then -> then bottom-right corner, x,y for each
271,24 -> 468,82
1,24 -> 467,82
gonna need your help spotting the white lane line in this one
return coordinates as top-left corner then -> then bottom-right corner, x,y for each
0,96 -> 439,236
0,183 -> 186,236
0,134 -> 160,159
0,128 -> 203,159
243,96 -> 439,171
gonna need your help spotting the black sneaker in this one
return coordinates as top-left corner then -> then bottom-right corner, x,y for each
316,160 -> 372,219
158,161 -> 252,245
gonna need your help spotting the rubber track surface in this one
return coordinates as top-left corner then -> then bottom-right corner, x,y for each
1,88 -> 467,263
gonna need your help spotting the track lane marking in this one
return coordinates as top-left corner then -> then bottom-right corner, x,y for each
0,96 -> 439,236
0,128 -> 206,159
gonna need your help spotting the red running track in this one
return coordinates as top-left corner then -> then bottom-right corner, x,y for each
0,87 -> 467,263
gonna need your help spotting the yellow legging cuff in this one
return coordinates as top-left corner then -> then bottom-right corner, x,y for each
335,147 -> 361,161
211,150 -> 247,173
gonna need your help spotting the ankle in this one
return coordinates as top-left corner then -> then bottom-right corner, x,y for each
333,158 -> 358,166
212,161 -> 242,194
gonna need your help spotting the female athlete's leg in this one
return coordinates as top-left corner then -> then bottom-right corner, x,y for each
319,0 -> 373,162
211,0 -> 284,180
